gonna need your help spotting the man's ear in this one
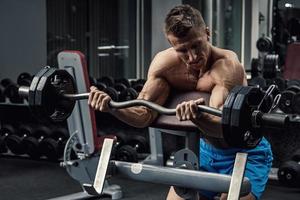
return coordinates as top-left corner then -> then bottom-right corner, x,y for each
206,27 -> 211,41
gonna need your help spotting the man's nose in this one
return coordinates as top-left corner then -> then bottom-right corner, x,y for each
187,49 -> 197,63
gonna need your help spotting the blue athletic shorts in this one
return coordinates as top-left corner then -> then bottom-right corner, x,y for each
199,137 -> 273,200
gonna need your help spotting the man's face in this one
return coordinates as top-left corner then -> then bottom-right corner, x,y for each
167,27 -> 210,71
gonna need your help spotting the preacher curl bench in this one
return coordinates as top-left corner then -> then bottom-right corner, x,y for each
18,51 -> 299,200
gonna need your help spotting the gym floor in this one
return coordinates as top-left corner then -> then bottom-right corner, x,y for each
1,156 -> 300,200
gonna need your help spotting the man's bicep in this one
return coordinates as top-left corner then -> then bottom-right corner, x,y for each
138,76 -> 170,106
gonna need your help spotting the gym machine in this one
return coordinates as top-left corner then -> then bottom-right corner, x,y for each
18,51 -> 300,199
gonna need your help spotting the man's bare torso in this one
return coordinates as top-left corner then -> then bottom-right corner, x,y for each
153,45 -> 247,148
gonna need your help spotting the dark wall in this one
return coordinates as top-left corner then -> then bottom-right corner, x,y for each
0,0 -> 47,81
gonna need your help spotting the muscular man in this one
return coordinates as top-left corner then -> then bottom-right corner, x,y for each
88,5 -> 272,200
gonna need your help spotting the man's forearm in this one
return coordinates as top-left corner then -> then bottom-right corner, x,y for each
108,106 -> 156,128
191,114 -> 223,138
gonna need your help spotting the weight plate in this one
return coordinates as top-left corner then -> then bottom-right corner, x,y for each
222,86 -> 244,147
230,86 -> 263,148
35,69 -> 76,122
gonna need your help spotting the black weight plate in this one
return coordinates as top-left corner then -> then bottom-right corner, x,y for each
34,68 -> 57,121
292,93 -> 300,115
279,90 -> 296,113
230,86 -> 262,148
222,86 -> 244,147
48,70 -> 76,122
35,69 -> 76,122
28,67 -> 50,120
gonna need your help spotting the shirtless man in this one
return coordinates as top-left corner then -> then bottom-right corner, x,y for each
88,5 -> 273,200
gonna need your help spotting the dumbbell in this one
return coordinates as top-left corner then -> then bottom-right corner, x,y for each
97,76 -> 115,87
5,123 -> 34,155
270,77 -> 286,92
116,135 -> 148,162
0,124 -> 16,153
39,127 -> 69,161
103,132 -> 128,160
1,78 -> 23,103
89,76 -> 97,86
115,78 -> 130,88
250,58 -> 261,78
131,79 -> 146,93
278,149 -> 300,187
105,83 -> 138,102
248,76 -> 266,88
17,72 -> 33,86
279,85 -> 300,113
22,125 -> 52,159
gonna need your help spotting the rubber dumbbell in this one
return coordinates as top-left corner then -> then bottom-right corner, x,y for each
248,76 -> 267,88
116,135 -> 148,162
115,78 -> 130,88
39,127 -> 69,161
6,123 -> 41,155
97,76 -> 115,87
17,72 -> 33,86
0,124 -> 16,153
110,132 -> 127,159
1,78 -> 23,103
105,84 -> 138,102
2,78 -> 24,103
279,86 -> 300,113
114,82 -> 139,101
271,77 -> 286,92
22,125 -> 52,159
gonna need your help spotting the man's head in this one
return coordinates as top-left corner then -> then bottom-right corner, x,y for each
164,4 -> 206,38
164,5 -> 210,70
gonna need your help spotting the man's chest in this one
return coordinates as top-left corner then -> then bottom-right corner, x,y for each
165,68 -> 215,92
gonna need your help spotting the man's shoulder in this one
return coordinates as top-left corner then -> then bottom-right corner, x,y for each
149,48 -> 182,76
212,46 -> 239,63
154,47 -> 178,61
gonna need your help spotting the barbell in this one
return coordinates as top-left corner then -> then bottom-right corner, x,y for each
18,67 -> 299,149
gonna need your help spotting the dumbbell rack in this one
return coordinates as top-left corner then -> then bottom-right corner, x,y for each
0,100 -> 69,161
